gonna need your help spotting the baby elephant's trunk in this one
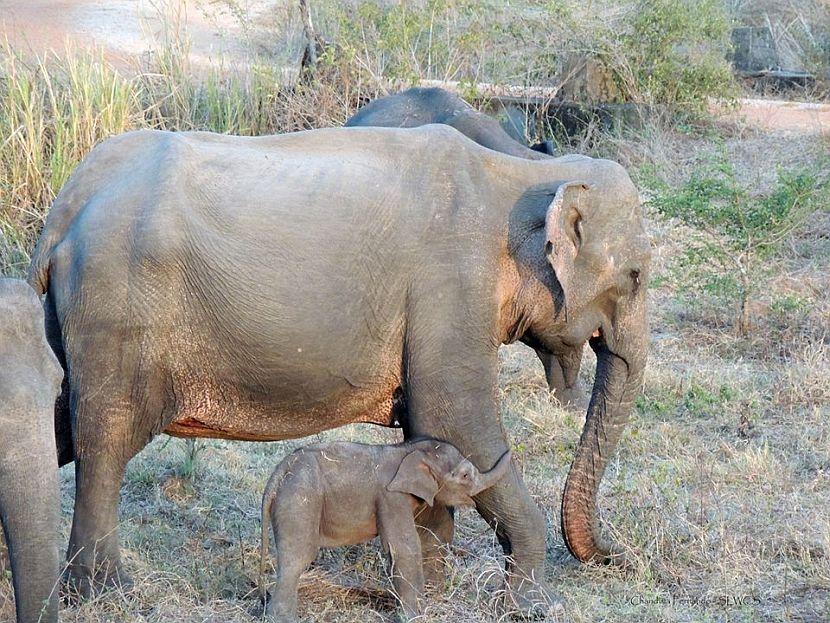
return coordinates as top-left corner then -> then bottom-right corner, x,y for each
471,450 -> 512,496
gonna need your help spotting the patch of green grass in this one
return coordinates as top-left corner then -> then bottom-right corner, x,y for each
646,149 -> 829,336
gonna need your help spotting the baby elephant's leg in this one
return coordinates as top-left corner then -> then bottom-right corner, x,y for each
265,497 -> 322,622
378,501 -> 425,621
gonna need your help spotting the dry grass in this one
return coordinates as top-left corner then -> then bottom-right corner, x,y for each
1,2 -> 829,622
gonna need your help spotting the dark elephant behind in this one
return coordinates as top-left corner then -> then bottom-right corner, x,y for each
29,124 -> 649,613
346,87 -> 586,407
346,86 -> 554,159
0,278 -> 63,623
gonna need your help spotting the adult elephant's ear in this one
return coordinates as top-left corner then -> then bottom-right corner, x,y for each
545,181 -> 591,310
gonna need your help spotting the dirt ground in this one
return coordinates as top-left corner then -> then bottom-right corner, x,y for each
719,98 -> 830,135
0,0 -> 281,67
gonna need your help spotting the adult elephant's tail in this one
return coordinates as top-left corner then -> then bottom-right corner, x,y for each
28,230 -> 53,295
43,292 -> 74,466
27,248 -> 75,466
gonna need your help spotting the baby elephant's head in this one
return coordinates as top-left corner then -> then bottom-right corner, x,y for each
388,440 -> 512,507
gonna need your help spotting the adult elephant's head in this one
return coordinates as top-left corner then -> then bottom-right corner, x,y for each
531,162 -> 650,564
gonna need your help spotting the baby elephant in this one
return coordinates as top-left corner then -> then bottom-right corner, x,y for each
259,438 -> 512,622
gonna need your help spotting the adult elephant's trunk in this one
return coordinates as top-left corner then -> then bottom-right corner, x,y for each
561,310 -> 646,564
0,444 -> 60,623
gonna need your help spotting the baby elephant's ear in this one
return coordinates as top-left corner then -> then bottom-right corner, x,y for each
387,451 -> 439,506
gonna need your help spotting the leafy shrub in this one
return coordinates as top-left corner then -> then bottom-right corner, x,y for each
595,0 -> 736,110
313,0 -> 565,87
308,0 -> 738,111
647,153 -> 829,335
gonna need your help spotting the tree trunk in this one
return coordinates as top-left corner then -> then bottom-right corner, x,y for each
299,0 -> 318,72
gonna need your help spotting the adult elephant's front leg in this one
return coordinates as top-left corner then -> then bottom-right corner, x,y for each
450,432 -> 556,616
472,464 -> 554,614
405,336 -> 559,616
535,345 -> 585,409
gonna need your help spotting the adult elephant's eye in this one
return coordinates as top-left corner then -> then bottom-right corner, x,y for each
630,269 -> 641,295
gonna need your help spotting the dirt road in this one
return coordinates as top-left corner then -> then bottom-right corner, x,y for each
0,0 -> 276,67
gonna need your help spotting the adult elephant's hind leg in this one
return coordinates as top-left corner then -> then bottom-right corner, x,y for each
64,376 -> 159,597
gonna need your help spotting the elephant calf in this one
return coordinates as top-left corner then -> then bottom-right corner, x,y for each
0,278 -> 63,623
259,438 -> 511,622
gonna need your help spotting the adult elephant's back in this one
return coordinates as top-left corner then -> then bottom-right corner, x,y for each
27,126 -> 483,444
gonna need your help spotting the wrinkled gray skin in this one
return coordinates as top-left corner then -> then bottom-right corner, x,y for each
259,439 -> 511,622
346,87 -> 586,408
28,124 -> 650,614
346,87 -> 552,161
0,279 -> 63,623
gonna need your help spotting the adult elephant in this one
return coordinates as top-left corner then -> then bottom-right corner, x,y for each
0,279 -> 63,623
28,125 -> 649,613
347,87 -> 586,407
346,86 -> 554,159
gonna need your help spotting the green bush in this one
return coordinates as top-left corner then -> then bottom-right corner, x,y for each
647,152 -> 829,335
596,0 -> 736,110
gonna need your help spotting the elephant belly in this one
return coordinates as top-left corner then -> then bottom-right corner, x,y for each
163,374 -> 405,441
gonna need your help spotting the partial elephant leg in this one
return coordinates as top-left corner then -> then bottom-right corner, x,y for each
443,432 -> 556,615
64,369 -> 161,596
413,504 -> 454,589
378,503 -> 425,621
472,466 -> 555,614
402,419 -> 454,588
404,327 -> 558,616
535,345 -> 585,408
0,437 -> 60,623
65,437 -> 135,596
266,531 -> 319,623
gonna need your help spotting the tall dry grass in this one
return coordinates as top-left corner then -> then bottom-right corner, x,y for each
0,11 -> 388,277
0,46 -> 141,273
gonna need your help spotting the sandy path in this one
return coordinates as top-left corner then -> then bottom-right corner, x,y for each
732,98 -> 830,135
0,0 -> 275,67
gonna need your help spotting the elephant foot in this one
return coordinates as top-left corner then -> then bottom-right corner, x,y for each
61,560 -> 134,601
551,384 -> 587,412
504,577 -> 566,621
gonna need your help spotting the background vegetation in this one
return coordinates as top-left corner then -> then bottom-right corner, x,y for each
1,0 -> 828,621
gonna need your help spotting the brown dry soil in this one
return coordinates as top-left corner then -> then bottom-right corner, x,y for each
0,0 -> 277,68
